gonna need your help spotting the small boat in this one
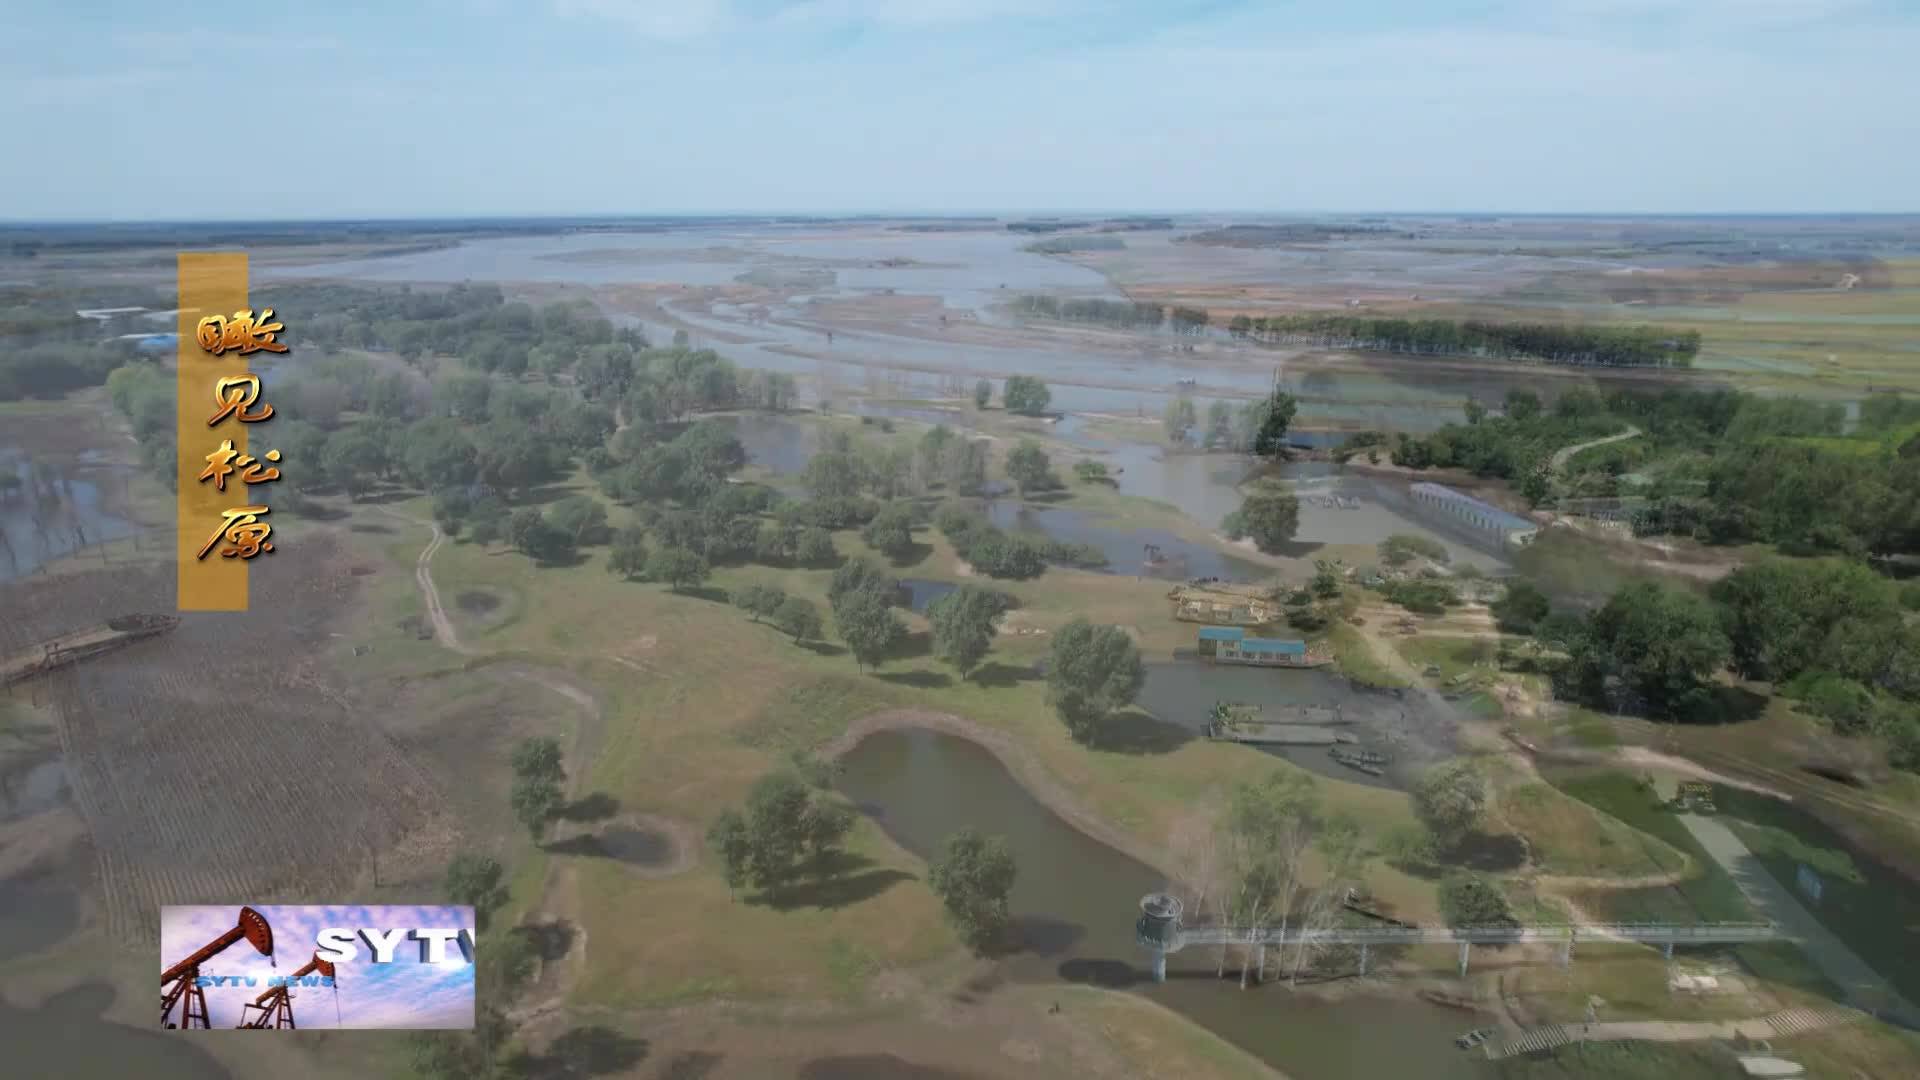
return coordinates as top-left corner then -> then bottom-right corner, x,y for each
1329,746 -> 1391,777
1454,1028 -> 1496,1049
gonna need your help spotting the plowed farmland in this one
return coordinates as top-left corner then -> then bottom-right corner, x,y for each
2,533 -> 455,943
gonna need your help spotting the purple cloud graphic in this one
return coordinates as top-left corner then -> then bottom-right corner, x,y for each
160,905 -> 474,1029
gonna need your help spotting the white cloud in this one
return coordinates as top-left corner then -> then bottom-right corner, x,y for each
1542,0 -> 1877,26
549,0 -> 1083,38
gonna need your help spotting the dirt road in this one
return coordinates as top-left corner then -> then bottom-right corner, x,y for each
1679,813 -> 1917,1025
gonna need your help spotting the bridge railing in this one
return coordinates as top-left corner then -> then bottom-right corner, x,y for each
1157,921 -> 1787,952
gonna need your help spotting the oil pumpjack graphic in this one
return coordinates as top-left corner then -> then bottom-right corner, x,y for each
161,906 -> 275,1029
240,952 -> 340,1029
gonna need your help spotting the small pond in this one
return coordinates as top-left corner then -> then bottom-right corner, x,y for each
835,728 -> 1495,1079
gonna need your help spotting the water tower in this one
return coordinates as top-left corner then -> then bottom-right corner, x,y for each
1136,892 -> 1184,983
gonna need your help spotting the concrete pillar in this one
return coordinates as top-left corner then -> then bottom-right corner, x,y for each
1359,942 -> 1370,977
1152,949 -> 1167,983
1458,942 -> 1471,978
1663,941 -> 1674,961
1255,942 -> 1267,983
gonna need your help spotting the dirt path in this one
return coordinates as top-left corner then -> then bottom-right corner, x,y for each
1679,813 -> 1918,1025
1549,425 -> 1640,475
382,509 -> 468,655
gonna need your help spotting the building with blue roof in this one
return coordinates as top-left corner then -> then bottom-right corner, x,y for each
1196,626 -> 1320,667
1409,482 -> 1539,549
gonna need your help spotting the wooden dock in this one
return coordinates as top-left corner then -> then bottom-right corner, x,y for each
1,614 -> 179,687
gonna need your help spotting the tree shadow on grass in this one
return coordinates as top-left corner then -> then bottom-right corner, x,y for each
347,521 -> 394,534
1684,685 -> 1769,726
513,483 -> 577,507
885,630 -> 933,662
510,920 -> 577,964
353,489 -> 418,506
1089,708 -> 1194,755
556,792 -> 620,823
757,852 -> 915,912
876,669 -> 951,689
970,661 -> 1040,688
294,500 -> 351,522
668,585 -> 731,604
1026,489 -> 1075,505
797,640 -> 847,657
657,1052 -> 725,1080
1443,831 -> 1529,874
534,550 -> 591,569
887,541 -> 934,569
511,1025 -> 649,1079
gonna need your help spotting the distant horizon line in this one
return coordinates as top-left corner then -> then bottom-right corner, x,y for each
6,209 -> 1919,228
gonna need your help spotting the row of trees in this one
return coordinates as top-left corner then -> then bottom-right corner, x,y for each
1384,385 -> 1920,557
1511,560 -> 1920,772
1225,314 -> 1702,367
1167,770 -> 1367,987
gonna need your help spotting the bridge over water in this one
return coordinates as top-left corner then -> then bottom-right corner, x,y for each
1134,893 -> 1792,982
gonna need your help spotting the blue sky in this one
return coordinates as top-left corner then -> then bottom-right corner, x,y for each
3,0 -> 1915,219
161,905 -> 474,1030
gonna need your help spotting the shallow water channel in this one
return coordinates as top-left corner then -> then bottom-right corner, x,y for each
0,450 -> 142,581
836,728 -> 1495,1080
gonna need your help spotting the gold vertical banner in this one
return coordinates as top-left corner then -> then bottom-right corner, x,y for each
177,253 -> 250,611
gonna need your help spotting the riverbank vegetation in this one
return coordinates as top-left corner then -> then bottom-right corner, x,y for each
1382,384 -> 1919,559
1227,313 -> 1702,367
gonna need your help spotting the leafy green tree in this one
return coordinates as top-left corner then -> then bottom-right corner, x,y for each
510,737 -> 565,786
1005,439 -> 1057,495
511,776 -> 563,841
1563,582 -> 1731,718
973,379 -> 992,410
444,853 -> 509,930
1310,559 -> 1345,599
860,502 -> 917,558
743,771 -> 813,899
647,546 -> 710,593
708,809 -> 751,901
828,556 -> 896,614
1378,533 -> 1450,568
1504,389 -> 1543,422
1410,760 -> 1487,850
779,526 -> 825,568
800,799 -> 855,874
606,527 -> 648,579
1164,397 -> 1198,444
1205,400 -> 1234,449
402,418 -> 478,491
1244,390 -> 1298,458
1002,375 -> 1051,416
1046,620 -> 1145,743
1073,460 -> 1110,484
929,585 -> 1002,680
944,438 -> 989,495
1438,871 -> 1516,929
1222,492 -> 1300,554
547,495 -> 610,546
734,583 -> 787,622
1710,558 -> 1906,685
802,450 -> 867,501
775,595 -> 823,643
835,590 -> 904,672
927,828 -> 1017,953
322,427 -> 388,499
1491,580 -> 1552,633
